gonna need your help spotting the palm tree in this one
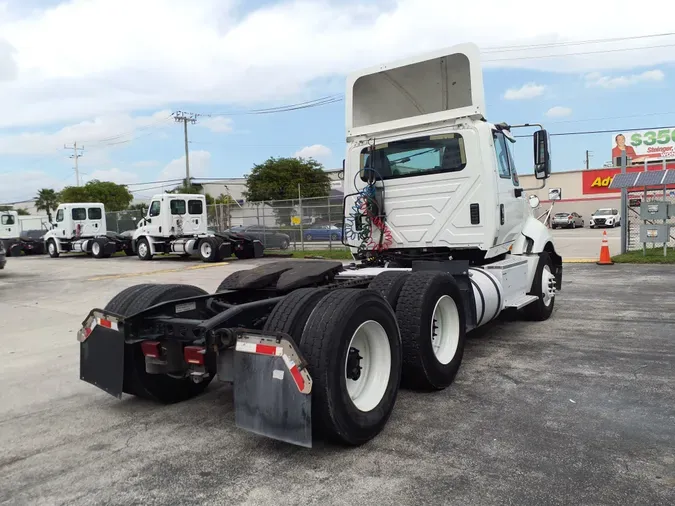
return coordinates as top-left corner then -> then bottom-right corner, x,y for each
35,188 -> 59,223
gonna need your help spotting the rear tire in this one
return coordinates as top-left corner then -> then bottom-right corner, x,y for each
92,238 -> 111,259
395,271 -> 466,390
263,288 -> 329,344
199,237 -> 220,263
300,289 -> 402,446
367,271 -> 410,309
9,243 -> 22,257
106,284 -> 214,403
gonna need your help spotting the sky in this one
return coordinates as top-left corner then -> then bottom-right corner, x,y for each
1,0 -> 674,203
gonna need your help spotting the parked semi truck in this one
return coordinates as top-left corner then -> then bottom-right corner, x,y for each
0,211 -> 48,256
130,193 -> 264,262
77,43 -> 562,448
43,203 -> 133,258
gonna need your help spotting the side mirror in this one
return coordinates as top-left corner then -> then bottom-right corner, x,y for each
528,195 -> 540,209
534,129 -> 551,180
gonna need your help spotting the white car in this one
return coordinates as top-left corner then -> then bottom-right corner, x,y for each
590,208 -> 620,228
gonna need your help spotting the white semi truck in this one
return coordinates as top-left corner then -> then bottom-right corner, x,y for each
0,211 -> 49,256
43,203 -> 133,258
77,43 -> 562,449
130,193 -> 264,262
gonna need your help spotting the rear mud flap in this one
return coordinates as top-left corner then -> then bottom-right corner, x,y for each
233,333 -> 313,448
78,311 -> 125,399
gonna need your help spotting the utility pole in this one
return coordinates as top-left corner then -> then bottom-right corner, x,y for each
585,150 -> 593,170
65,142 -> 84,186
173,111 -> 208,188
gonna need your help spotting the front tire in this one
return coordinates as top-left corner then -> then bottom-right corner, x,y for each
521,252 -> 556,321
47,239 -> 59,258
136,238 -> 153,261
395,272 -> 466,390
300,289 -> 402,446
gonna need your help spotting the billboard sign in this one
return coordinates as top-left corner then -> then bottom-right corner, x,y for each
582,166 -> 675,194
612,128 -> 675,165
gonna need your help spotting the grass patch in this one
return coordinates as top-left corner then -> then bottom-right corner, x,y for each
612,248 -> 675,264
266,248 -> 353,260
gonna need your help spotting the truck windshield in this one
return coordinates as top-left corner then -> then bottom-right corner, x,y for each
359,133 -> 466,181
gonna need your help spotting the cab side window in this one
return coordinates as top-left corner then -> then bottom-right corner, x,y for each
88,208 -> 102,220
72,208 -> 86,221
148,201 -> 161,217
1,215 -> 15,225
170,200 -> 186,215
493,132 -> 511,179
56,209 -> 64,222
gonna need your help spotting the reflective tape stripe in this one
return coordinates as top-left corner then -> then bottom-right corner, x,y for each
282,354 -> 305,392
236,341 -> 282,356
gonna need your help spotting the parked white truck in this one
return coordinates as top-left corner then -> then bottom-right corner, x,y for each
43,203 -> 133,258
131,193 -> 264,262
77,43 -> 562,449
0,211 -> 49,256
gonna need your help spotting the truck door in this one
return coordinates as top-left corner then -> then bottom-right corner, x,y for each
169,199 -> 187,236
1,212 -> 18,239
86,207 -> 104,236
71,207 -> 89,237
187,199 -> 205,233
493,131 -> 526,247
142,200 -> 162,236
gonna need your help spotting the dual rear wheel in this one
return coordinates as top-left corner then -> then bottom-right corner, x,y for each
262,270 -> 467,445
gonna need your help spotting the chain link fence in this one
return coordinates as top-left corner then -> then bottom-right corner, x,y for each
626,189 -> 675,251
105,195 -> 348,251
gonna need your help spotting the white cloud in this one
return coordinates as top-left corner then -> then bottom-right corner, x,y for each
160,150 -> 212,180
0,170 -> 65,203
294,144 -> 332,161
0,109 -> 173,156
132,160 -> 159,168
1,1 -> 675,128
85,167 -> 140,185
545,106 -> 572,118
584,69 -> 665,89
503,82 -> 546,100
198,117 -> 234,133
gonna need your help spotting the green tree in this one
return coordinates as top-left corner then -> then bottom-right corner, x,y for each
35,188 -> 60,222
60,180 -> 133,211
244,157 -> 331,226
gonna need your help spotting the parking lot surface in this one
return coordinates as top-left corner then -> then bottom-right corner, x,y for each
1,255 -> 673,506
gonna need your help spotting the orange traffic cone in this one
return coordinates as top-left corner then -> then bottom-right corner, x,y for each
597,230 -> 614,265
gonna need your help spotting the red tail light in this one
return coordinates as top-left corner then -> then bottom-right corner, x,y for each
184,346 -> 206,365
141,341 -> 161,358
568,215 -> 573,220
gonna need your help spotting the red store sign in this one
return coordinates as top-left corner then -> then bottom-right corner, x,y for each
582,164 -> 675,195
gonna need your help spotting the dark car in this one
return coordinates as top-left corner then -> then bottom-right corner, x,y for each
0,241 -> 6,269
228,225 -> 291,250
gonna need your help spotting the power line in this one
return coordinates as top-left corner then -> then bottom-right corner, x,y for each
482,32 -> 675,52
484,43 -> 675,62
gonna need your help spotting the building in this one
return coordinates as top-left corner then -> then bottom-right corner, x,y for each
519,161 -> 675,220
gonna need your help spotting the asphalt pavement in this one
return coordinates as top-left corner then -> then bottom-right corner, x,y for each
0,255 -> 673,505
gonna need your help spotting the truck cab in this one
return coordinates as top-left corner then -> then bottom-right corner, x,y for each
343,43 -> 558,269
134,194 -> 207,240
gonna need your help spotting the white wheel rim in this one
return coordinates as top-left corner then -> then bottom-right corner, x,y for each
345,320 -> 391,412
431,295 -> 460,365
49,243 -> 55,254
138,242 -> 147,257
92,243 -> 100,255
542,265 -> 556,307
201,242 -> 212,257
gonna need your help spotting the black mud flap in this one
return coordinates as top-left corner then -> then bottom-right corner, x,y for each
78,310 -> 125,399
233,332 -> 313,448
